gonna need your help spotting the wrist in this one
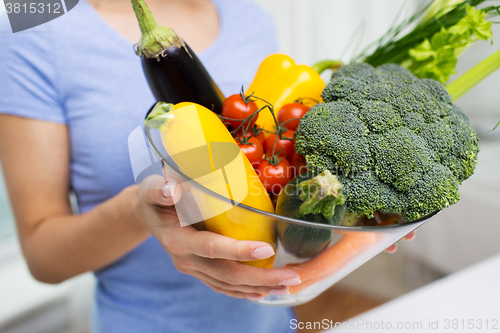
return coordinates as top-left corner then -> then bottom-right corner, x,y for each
120,185 -> 151,235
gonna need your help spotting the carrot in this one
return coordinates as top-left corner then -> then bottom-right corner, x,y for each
284,231 -> 380,294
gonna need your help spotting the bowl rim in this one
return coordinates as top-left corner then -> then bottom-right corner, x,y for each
145,126 -> 440,231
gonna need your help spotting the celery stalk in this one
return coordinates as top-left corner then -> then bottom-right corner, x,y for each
447,49 -> 500,101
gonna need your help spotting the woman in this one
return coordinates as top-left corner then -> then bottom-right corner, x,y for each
0,0 -> 300,331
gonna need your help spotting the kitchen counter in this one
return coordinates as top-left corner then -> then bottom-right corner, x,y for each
323,252 -> 500,332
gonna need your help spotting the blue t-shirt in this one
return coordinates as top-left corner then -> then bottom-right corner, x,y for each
0,1 -> 295,332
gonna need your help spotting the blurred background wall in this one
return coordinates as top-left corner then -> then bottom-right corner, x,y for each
0,0 -> 499,332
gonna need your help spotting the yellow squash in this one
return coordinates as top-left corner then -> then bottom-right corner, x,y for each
145,102 -> 277,268
246,54 -> 325,134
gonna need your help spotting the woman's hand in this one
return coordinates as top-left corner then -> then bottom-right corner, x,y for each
132,175 -> 302,300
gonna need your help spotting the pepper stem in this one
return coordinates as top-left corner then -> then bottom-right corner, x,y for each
312,60 -> 344,74
131,0 -> 188,59
296,170 -> 346,219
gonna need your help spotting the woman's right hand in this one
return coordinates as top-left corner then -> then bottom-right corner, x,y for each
130,175 -> 302,300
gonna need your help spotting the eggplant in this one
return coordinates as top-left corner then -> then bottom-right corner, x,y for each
131,0 -> 225,114
276,170 -> 347,258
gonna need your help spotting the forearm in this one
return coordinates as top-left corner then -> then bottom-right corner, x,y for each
23,185 -> 151,283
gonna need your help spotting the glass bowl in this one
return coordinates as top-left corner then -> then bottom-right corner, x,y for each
134,121 -> 439,307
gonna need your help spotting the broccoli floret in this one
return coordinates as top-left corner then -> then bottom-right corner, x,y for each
323,63 -> 453,120
404,165 -> 460,221
419,121 -> 454,158
338,171 -> 403,218
401,112 -> 426,133
297,63 -> 479,221
294,102 -> 371,175
442,105 -> 480,183
377,63 -> 417,79
372,127 -> 438,192
357,101 -> 401,132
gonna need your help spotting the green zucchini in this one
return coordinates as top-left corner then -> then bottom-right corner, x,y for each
276,170 -> 347,258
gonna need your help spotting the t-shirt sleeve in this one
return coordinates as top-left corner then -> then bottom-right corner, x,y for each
0,17 -> 66,124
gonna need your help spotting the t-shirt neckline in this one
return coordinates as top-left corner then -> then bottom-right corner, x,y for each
81,0 -> 226,61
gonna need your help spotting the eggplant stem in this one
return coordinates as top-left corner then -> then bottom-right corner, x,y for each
131,0 -> 158,35
131,0 -> 188,59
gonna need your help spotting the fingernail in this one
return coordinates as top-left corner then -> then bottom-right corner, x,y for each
405,233 -> 416,241
279,278 -> 301,286
385,244 -> 397,253
252,246 -> 275,259
163,182 -> 176,198
270,288 -> 290,295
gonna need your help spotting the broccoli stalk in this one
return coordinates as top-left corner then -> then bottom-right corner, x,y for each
296,170 -> 346,220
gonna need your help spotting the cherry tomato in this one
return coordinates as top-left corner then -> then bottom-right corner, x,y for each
264,129 -> 295,161
236,136 -> 263,167
278,103 -> 310,131
221,94 -> 259,132
291,152 -> 307,176
257,159 -> 293,194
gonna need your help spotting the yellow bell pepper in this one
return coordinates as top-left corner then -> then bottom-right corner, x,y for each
145,102 -> 277,268
246,54 -> 325,134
